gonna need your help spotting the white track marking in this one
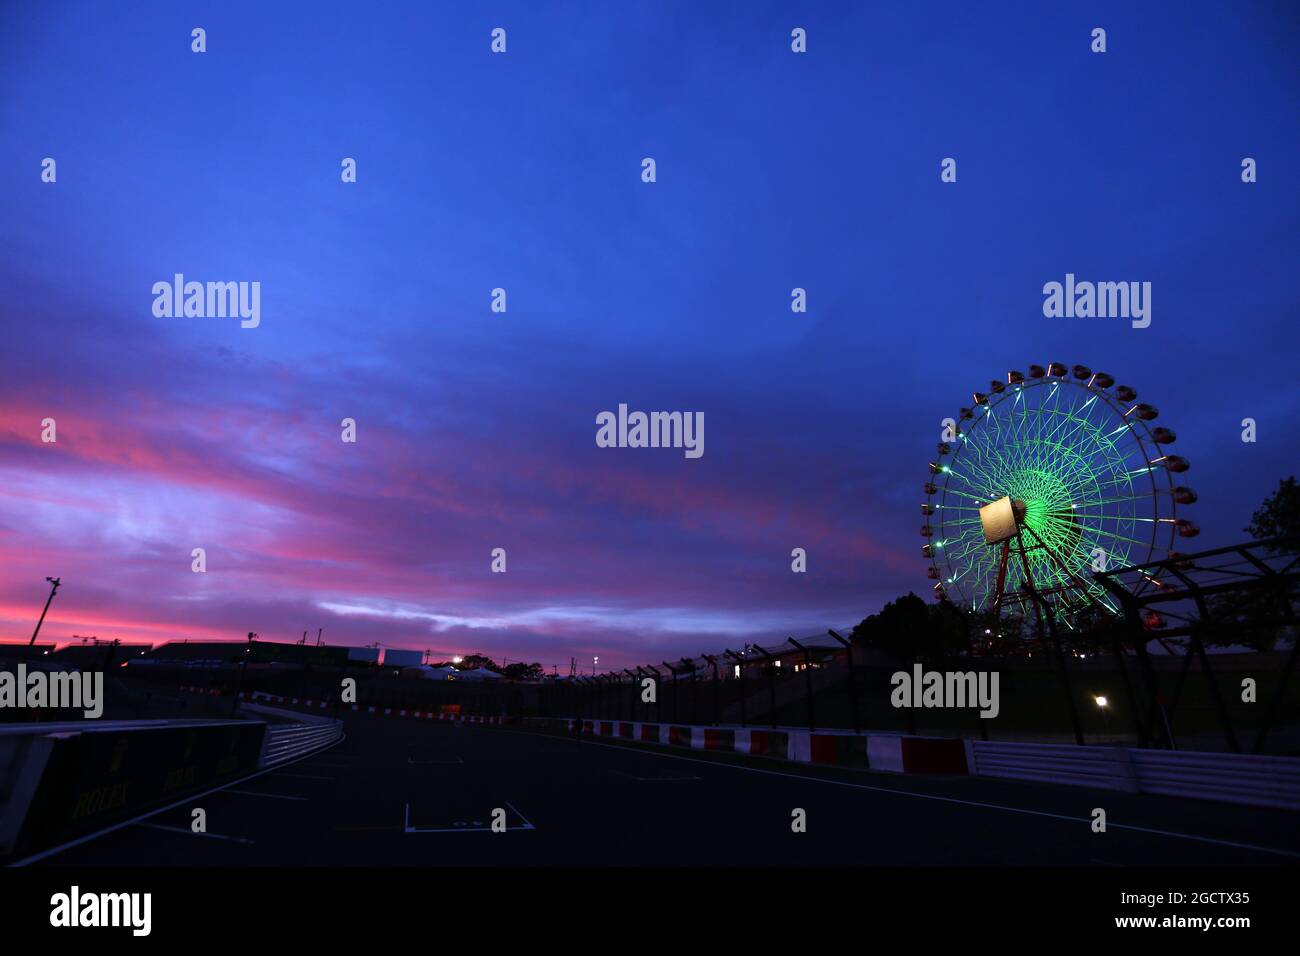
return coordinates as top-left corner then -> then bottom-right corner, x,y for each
132,823 -> 254,845
269,772 -> 335,780
8,730 -> 346,866
403,800 -> 536,833
551,732 -> 1300,861
224,789 -> 307,801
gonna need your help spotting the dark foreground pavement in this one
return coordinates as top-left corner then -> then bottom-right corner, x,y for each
26,713 -> 1300,867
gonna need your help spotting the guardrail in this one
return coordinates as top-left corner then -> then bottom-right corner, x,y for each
1129,749 -> 1300,810
260,722 -> 344,767
969,741 -> 1300,810
967,741 -> 1140,791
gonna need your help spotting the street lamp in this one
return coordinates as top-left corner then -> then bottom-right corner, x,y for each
232,631 -> 257,716
1094,695 -> 1110,735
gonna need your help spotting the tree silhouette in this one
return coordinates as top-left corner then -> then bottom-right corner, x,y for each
1245,476 -> 1299,550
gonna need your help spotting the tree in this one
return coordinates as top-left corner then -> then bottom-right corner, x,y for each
1245,476 -> 1299,550
1204,478 -> 1298,648
851,592 -> 971,662
1203,587 -> 1287,651
851,593 -> 927,662
502,661 -> 544,681
926,598 -> 974,658
1064,602 -> 1134,656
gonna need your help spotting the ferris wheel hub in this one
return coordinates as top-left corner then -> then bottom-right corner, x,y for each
979,496 -> 1020,544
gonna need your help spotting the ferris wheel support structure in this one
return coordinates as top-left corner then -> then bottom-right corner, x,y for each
921,363 -> 1201,745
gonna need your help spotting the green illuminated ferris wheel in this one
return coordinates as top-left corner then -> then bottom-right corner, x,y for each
922,363 -> 1200,620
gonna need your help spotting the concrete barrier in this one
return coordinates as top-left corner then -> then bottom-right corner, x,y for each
0,719 -> 266,860
0,729 -> 60,856
869,735 -> 969,774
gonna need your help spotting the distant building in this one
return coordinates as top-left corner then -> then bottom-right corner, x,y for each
52,642 -> 152,667
381,648 -> 423,668
139,640 -> 357,668
0,643 -> 54,662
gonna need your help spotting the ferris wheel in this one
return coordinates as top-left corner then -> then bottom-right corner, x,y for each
922,363 -> 1199,621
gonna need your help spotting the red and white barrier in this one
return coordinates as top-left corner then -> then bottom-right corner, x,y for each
557,718 -> 968,775
239,691 -> 507,725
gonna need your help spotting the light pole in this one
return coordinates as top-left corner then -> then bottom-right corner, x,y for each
593,655 -> 598,676
232,631 -> 256,716
28,576 -> 61,646
1094,695 -> 1110,736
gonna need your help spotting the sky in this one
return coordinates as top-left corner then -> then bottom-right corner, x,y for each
0,1 -> 1296,671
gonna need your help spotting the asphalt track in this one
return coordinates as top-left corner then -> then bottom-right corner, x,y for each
30,713 -> 1300,866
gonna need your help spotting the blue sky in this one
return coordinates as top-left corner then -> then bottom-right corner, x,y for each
0,1 -> 1296,668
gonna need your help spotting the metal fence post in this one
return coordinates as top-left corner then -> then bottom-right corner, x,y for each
750,646 -> 778,728
681,658 -> 697,726
623,669 -> 638,724
725,650 -> 747,727
1187,593 -> 1240,753
828,629 -> 860,734
1026,586 -> 1085,746
788,638 -> 815,732
662,661 -> 679,724
702,654 -> 720,726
